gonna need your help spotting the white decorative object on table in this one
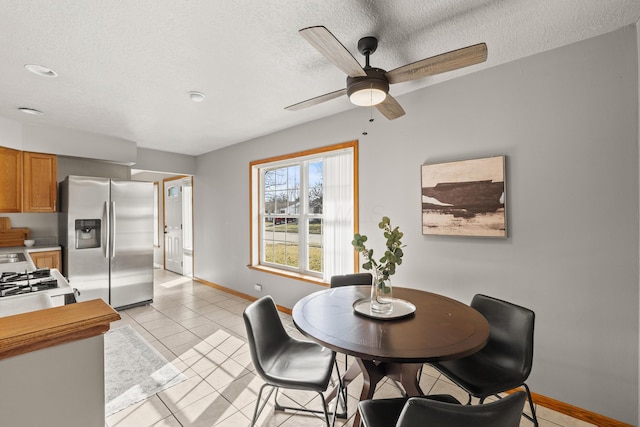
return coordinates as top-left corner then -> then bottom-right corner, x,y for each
353,297 -> 416,320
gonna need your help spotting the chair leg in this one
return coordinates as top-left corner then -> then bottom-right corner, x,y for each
272,381 -> 345,427
251,383 -> 276,426
333,359 -> 348,418
329,361 -> 347,425
522,383 -> 539,426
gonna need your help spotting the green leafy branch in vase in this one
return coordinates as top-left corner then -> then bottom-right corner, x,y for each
352,216 -> 405,292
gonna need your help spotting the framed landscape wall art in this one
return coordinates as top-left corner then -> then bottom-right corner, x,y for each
421,156 -> 506,237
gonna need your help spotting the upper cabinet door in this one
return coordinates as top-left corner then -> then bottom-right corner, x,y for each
0,147 -> 23,213
23,151 -> 57,213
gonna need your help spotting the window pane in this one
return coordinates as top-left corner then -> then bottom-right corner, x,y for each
274,168 -> 287,191
308,218 -> 322,273
264,242 -> 300,268
263,229 -> 275,263
288,190 -> 299,214
288,165 -> 300,189
274,190 -> 288,213
264,191 -> 275,214
285,243 -> 299,267
309,160 -> 323,214
284,219 -> 299,238
264,169 -> 275,190
263,217 -> 275,236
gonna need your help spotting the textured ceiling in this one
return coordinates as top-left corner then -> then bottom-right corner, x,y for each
0,1 -> 639,156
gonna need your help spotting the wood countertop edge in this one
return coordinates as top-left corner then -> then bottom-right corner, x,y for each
0,299 -> 121,360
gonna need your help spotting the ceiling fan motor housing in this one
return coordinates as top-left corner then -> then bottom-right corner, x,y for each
346,67 -> 390,100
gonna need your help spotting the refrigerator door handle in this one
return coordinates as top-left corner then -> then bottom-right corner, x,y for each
111,201 -> 117,258
103,201 -> 110,259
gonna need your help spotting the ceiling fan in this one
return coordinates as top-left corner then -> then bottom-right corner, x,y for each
285,26 -> 488,120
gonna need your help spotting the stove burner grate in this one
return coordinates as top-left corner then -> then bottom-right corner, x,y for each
0,269 -> 58,297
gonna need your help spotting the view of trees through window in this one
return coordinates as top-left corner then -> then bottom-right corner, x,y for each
262,160 -> 323,273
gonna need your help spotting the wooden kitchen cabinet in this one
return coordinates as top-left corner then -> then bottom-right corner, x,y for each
30,250 -> 61,270
0,147 -> 23,213
23,151 -> 57,212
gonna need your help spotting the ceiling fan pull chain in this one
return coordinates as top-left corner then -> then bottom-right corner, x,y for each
369,99 -> 375,123
362,104 -> 374,136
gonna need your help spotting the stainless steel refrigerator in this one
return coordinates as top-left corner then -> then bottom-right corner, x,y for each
59,175 -> 154,309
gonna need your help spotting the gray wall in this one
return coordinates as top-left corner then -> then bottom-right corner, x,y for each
0,118 -> 137,164
136,148 -> 196,176
194,26 -> 639,423
57,155 -> 131,181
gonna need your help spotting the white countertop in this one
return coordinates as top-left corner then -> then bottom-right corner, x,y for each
0,245 -> 61,253
26,246 -> 62,253
0,245 -> 61,273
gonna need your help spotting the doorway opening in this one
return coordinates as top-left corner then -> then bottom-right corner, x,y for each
131,170 -> 194,278
163,176 -> 193,277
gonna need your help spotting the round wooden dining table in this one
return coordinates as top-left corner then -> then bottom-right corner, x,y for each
292,285 -> 489,426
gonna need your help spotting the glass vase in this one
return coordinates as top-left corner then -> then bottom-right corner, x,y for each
371,268 -> 393,314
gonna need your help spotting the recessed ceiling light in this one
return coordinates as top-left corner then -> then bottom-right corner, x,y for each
188,91 -> 205,102
25,64 -> 58,78
19,107 -> 44,115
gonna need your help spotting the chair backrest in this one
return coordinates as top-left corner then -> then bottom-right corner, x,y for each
330,272 -> 373,288
396,391 -> 527,427
471,294 -> 535,381
243,295 -> 290,379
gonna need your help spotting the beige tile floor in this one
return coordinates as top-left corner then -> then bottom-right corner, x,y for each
105,269 -> 595,427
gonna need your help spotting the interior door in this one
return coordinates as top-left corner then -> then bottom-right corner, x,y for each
164,180 -> 183,274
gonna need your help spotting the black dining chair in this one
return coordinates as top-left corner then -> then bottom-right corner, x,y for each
329,272 -> 373,374
243,295 -> 344,427
331,272 -> 395,410
330,273 -> 372,408
330,272 -> 373,288
358,390 -> 527,427
430,294 -> 538,425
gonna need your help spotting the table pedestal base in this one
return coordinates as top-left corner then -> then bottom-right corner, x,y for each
328,359 -> 423,427
357,359 -> 424,399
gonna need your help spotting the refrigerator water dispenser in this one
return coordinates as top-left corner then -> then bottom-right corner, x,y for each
75,219 -> 101,249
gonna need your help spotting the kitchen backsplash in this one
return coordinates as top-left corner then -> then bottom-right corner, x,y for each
2,213 -> 59,243
33,236 -> 58,246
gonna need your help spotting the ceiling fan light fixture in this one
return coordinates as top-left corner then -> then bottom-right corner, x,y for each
346,68 -> 389,107
349,87 -> 387,106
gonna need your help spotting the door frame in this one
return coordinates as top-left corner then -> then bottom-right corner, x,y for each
162,175 -> 194,275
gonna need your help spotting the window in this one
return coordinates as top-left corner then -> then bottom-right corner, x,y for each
250,141 -> 357,281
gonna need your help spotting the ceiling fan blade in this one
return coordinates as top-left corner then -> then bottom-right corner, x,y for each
376,94 -> 405,120
285,88 -> 347,111
299,26 -> 367,77
386,43 -> 487,84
